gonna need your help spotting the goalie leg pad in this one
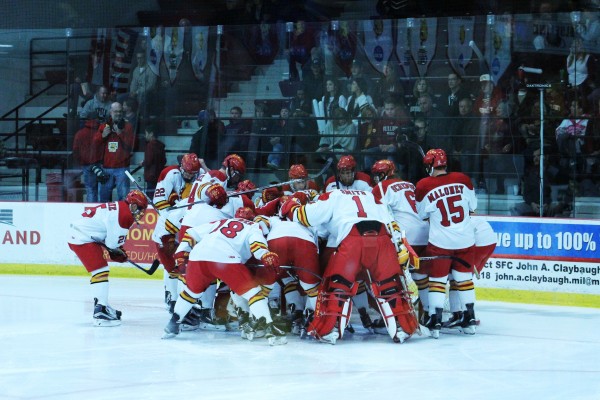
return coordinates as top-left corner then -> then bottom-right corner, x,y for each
307,275 -> 357,342
371,275 -> 419,341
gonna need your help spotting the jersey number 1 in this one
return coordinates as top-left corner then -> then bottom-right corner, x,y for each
351,196 -> 368,218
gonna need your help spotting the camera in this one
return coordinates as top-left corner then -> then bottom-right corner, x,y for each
114,119 -> 125,130
395,125 -> 415,144
91,164 -> 108,183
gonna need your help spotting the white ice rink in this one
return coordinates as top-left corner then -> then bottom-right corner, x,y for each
1,275 -> 599,400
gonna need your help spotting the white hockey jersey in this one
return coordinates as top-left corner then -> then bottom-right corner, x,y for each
183,218 -> 270,264
290,189 -> 393,248
415,172 -> 477,249
472,216 -> 496,247
372,179 -> 429,246
68,201 -> 133,249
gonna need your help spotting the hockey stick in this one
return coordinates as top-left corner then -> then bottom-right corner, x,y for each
397,134 -> 425,158
249,264 -> 323,282
124,170 -> 162,217
71,224 -> 160,275
167,158 -> 335,211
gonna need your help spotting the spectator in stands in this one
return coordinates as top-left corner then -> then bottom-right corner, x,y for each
517,100 -> 556,173
79,86 -> 111,123
357,104 -> 379,170
409,78 -> 434,113
484,101 -> 516,194
450,97 -> 481,178
362,95 -> 409,170
372,61 -> 404,109
398,116 -> 433,183
267,106 -> 293,169
440,73 -> 471,117
140,124 -> 166,199
332,21 -> 357,78
287,20 -> 315,81
190,109 -> 225,169
343,59 -> 372,97
247,102 -> 271,170
288,87 -> 312,116
555,99 -> 591,175
72,119 -> 103,202
129,52 -> 157,117
321,77 -> 347,124
346,77 -> 374,123
303,58 -> 326,102
566,38 -> 595,102
219,106 -> 251,162
511,147 -> 566,217
247,21 -> 279,65
316,107 -> 357,158
417,93 -> 445,149
94,102 -> 136,202
123,97 -> 139,135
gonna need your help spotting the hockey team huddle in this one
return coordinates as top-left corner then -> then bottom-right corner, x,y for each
68,149 -> 497,346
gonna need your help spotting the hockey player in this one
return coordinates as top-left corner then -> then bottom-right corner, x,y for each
371,159 -> 429,323
282,164 -> 320,200
68,190 -> 148,326
151,153 -> 202,310
414,148 -> 478,338
280,188 -> 418,344
322,155 -> 372,329
445,216 -> 496,330
163,206 -> 287,345
253,192 -> 321,334
323,155 -> 372,193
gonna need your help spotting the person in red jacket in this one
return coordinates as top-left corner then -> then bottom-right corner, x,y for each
140,124 -> 166,199
94,102 -> 136,202
73,119 -> 103,202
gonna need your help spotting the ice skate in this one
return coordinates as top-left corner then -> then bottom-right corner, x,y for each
442,311 -> 463,329
162,313 -> 181,339
265,322 -> 288,346
197,308 -> 227,331
290,310 -> 304,336
459,304 -> 477,335
318,329 -> 339,345
358,307 -> 373,330
426,308 -> 443,339
93,298 -> 122,327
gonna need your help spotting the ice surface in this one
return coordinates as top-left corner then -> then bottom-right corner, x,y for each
1,275 -> 599,400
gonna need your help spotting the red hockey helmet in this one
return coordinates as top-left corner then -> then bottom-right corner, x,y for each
222,154 -> 246,175
236,179 -> 256,193
288,164 -> 308,179
180,153 -> 201,181
235,206 -> 256,220
337,155 -> 357,172
125,189 -> 148,221
206,184 -> 228,209
423,148 -> 447,169
371,159 -> 396,177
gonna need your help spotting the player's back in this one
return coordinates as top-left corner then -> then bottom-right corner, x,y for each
415,172 -> 476,249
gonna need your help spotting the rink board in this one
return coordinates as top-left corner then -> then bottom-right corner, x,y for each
1,202 -> 599,307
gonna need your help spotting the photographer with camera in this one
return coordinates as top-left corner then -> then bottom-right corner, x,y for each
93,102 -> 136,202
73,119 -> 104,202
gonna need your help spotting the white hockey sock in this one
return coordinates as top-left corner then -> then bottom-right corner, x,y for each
230,292 -> 250,313
198,281 -> 218,309
282,277 -> 303,311
90,267 -> 110,306
241,286 -> 273,323
451,270 -> 476,308
428,276 -> 447,313
175,289 -> 200,321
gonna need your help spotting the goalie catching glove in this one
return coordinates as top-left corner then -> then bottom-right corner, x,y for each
108,246 -> 128,263
261,251 -> 281,275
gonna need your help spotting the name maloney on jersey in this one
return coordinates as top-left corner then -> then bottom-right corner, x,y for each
427,184 -> 464,202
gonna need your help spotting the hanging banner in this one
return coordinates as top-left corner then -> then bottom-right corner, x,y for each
447,16 -> 474,76
191,26 -> 209,81
363,19 -> 394,74
395,19 -> 412,78
163,26 -> 185,84
485,15 -> 512,85
513,13 -> 574,55
88,29 -> 111,88
410,17 -> 437,77
111,28 -> 139,97
147,26 -> 163,77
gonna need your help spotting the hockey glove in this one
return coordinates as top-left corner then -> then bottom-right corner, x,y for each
397,244 -> 409,268
173,251 -> 189,274
261,251 -> 281,275
108,246 -> 128,263
279,197 -> 301,220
